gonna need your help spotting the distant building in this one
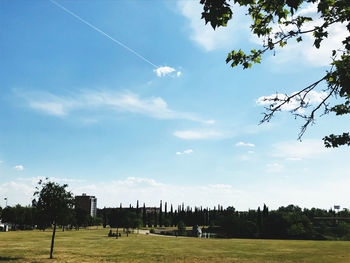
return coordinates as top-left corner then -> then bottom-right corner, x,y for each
75,193 -> 97,217
145,207 -> 160,214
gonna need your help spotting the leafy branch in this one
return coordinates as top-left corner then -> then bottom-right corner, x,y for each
201,0 -> 350,147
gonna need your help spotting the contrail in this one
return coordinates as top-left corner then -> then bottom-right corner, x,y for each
49,0 -> 159,69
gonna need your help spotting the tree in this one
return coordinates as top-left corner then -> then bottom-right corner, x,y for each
75,207 -> 90,229
177,220 -> 186,235
200,0 -> 350,147
32,179 -> 74,259
159,200 -> 163,226
142,203 -> 146,227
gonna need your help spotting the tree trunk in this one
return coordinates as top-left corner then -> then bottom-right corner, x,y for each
50,223 -> 56,259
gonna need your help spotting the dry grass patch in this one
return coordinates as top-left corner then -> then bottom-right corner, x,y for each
1,229 -> 350,262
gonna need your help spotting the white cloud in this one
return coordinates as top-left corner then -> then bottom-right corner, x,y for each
236,142 -> 255,147
208,184 -> 232,189
295,3 -> 318,16
176,149 -> 194,155
239,154 -> 251,161
272,139 -> 331,160
0,176 -> 245,208
256,90 -> 328,113
266,162 -> 284,173
20,90 -> 213,124
173,130 -> 224,140
13,165 -> 24,171
178,1 -> 249,51
203,119 -> 216,125
3,175 -> 350,210
29,102 -> 66,116
248,150 -> 255,154
154,66 -> 176,77
286,157 -> 302,161
177,71 -> 182,77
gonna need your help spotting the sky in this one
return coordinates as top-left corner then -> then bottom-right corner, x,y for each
0,0 -> 349,211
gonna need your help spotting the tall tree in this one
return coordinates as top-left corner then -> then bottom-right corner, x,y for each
142,203 -> 147,227
136,200 -> 140,217
200,0 -> 350,147
170,204 -> 174,226
32,179 -> 74,259
159,200 -> 163,227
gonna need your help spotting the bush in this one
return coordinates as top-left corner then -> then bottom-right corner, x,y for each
177,221 -> 186,235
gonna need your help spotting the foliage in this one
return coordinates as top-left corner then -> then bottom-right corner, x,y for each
90,216 -> 103,226
200,0 -> 350,147
1,205 -> 35,230
177,220 -> 186,235
32,179 -> 74,258
32,179 -> 75,225
3,199 -> 350,241
102,208 -> 142,229
1,200 -> 350,241
75,207 -> 90,228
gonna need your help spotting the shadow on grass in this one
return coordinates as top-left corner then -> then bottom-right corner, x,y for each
0,257 -> 22,261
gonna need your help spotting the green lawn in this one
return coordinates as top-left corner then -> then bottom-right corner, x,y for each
1,228 -> 350,262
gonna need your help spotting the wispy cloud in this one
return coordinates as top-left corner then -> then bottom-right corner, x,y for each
236,142 -> 255,147
286,157 -> 302,161
0,176 -> 244,208
272,139 -> 331,160
173,130 -> 225,140
178,1 -> 248,51
176,149 -> 193,155
266,162 -> 284,173
13,165 -> 24,171
19,90 -> 213,124
203,119 -> 216,125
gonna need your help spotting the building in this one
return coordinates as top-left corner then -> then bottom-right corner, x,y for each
145,207 -> 160,214
75,193 -> 97,217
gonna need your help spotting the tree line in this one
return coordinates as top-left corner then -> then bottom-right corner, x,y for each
0,204 -> 102,231
99,202 -> 350,240
2,201 -> 350,240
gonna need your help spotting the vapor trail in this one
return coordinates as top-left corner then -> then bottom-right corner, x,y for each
49,0 -> 159,69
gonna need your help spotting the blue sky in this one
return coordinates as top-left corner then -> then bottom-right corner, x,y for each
1,0 -> 349,210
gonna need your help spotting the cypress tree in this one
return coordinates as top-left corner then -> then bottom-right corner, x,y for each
170,204 -> 174,226
159,200 -> 163,227
142,203 -> 146,227
263,204 -> 269,217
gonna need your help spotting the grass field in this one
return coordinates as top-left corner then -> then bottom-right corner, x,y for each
1,228 -> 350,262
